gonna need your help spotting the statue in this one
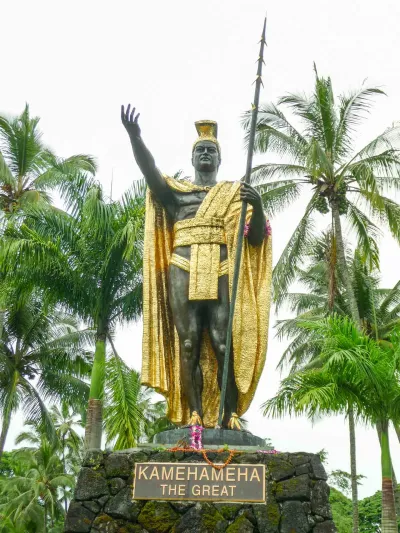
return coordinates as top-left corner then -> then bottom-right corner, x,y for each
122,106 -> 272,429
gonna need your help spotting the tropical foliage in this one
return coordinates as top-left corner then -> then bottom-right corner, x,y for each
0,176 -> 146,449
0,105 -> 96,214
264,315 -> 400,533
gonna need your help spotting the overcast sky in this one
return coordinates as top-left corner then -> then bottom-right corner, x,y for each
3,0 -> 400,498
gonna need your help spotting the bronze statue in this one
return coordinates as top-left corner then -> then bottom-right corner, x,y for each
122,106 -> 272,429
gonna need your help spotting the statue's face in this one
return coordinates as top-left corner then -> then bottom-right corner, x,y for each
192,141 -> 220,172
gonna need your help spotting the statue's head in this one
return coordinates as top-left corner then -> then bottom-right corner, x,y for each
192,120 -> 221,172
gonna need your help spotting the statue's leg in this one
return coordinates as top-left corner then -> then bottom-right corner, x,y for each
207,274 -> 239,428
168,264 -> 204,420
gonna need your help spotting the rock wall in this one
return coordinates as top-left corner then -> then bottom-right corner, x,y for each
64,449 -> 337,533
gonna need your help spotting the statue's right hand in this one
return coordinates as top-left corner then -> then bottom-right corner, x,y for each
121,104 -> 141,139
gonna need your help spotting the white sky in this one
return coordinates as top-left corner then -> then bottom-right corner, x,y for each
3,0 -> 400,498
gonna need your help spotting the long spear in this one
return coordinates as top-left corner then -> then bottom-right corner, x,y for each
218,17 -> 267,427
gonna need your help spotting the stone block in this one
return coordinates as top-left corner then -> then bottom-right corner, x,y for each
290,453 -> 311,466
234,453 -> 260,464
109,477 -> 126,495
280,500 -> 310,533
226,514 -> 254,532
82,500 -> 101,514
149,451 -> 175,462
138,500 -> 180,532
83,450 -> 104,468
314,520 -> 337,533
172,502 -> 227,533
105,453 -> 131,478
64,501 -> 95,532
214,502 -> 242,520
311,480 -> 332,518
91,514 -> 118,533
75,468 -> 109,501
296,464 -> 310,476
104,487 -> 143,521
275,474 -> 311,501
171,501 -> 195,513
264,456 -> 295,481
310,455 -> 328,480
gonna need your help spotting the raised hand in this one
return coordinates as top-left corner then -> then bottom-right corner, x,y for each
121,104 -> 141,139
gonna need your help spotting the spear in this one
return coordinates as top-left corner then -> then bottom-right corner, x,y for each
218,17 -> 267,427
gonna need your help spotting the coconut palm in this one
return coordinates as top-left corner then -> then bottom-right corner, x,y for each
276,233 -> 400,372
263,315 -> 400,533
0,177 -> 146,449
0,428 -> 73,533
0,287 -> 92,461
243,67 -> 400,324
50,404 -> 84,511
0,104 -> 96,214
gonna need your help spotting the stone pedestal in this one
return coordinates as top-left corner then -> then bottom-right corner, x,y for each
152,428 -> 266,448
64,449 -> 337,533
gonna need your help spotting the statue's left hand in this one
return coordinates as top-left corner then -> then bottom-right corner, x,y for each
240,182 -> 262,209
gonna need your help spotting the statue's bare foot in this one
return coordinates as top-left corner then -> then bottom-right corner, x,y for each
227,413 -> 242,430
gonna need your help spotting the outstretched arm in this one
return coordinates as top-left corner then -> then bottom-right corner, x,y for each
121,104 -> 175,207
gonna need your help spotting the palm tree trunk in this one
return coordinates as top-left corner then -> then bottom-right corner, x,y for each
333,201 -> 361,533
331,201 -> 361,325
44,501 -> 48,533
62,435 -> 68,512
395,425 -> 400,444
348,405 -> 360,533
0,372 -> 18,461
380,419 -> 398,533
0,407 -> 12,462
85,334 -> 106,449
377,422 -> 400,519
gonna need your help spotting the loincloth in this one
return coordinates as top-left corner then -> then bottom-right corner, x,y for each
172,217 -> 227,300
170,253 -> 228,277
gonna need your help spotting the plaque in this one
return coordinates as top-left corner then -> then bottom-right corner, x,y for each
133,462 -> 265,503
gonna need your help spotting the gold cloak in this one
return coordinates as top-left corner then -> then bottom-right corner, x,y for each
141,177 -> 272,427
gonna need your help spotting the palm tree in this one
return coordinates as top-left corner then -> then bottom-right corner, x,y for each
263,315 -> 400,533
0,178 -> 146,449
0,104 -> 96,214
50,404 -> 84,511
0,287 -> 92,461
243,67 -> 400,323
0,424 -> 73,533
276,234 -> 400,372
274,233 -> 400,528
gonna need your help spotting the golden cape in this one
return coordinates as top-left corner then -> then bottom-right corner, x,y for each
141,177 -> 272,427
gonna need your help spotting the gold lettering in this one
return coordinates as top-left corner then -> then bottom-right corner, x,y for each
138,465 -> 149,480
192,484 -> 200,495
199,467 -> 209,481
176,467 -> 185,481
220,485 -> 228,496
250,468 -> 261,482
178,484 -> 186,496
149,466 -> 159,480
212,485 -> 219,496
229,485 -> 236,496
161,466 -> 173,480
168,485 -> 177,495
187,467 -> 198,480
203,485 -> 210,495
237,468 -> 248,481
225,467 -> 235,482
160,484 -> 168,495
211,469 -> 223,481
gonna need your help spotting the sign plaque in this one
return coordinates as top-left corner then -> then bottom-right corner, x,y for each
133,462 -> 265,503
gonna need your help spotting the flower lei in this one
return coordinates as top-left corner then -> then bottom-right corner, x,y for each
190,425 -> 203,450
168,425 -> 237,470
244,219 -> 272,238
